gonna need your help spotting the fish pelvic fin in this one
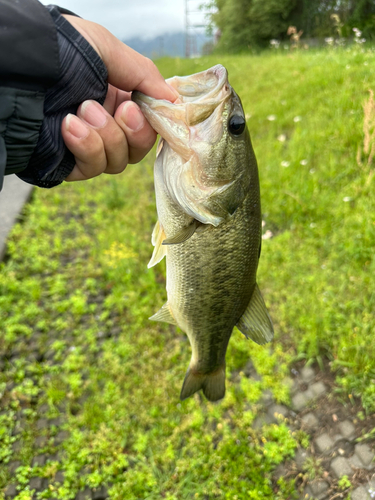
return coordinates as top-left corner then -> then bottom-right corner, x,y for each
162,219 -> 199,245
236,283 -> 274,345
148,220 -> 167,268
149,302 -> 177,326
180,364 -> 226,402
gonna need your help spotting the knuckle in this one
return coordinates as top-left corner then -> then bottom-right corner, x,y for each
109,127 -> 127,149
144,57 -> 157,73
107,162 -> 127,174
128,148 -> 147,165
89,139 -> 105,160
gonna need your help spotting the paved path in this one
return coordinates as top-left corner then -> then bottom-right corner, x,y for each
0,175 -> 34,260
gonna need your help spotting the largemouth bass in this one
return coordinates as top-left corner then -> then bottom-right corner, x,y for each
132,65 -> 273,402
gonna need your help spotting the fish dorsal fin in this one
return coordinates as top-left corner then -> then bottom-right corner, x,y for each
236,283 -> 274,345
148,220 -> 167,268
162,220 -> 199,245
149,302 -> 177,325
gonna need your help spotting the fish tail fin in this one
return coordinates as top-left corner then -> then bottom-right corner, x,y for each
202,365 -> 226,402
180,364 -> 226,402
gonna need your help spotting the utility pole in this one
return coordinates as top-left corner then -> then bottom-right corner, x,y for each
185,0 -> 213,58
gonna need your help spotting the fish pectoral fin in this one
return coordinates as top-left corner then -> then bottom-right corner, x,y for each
149,302 -> 177,326
180,364 -> 226,402
148,220 -> 167,268
236,283 -> 274,345
162,220 -> 199,245
156,138 -> 164,158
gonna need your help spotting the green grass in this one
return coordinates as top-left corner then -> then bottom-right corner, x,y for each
1,45 -> 374,498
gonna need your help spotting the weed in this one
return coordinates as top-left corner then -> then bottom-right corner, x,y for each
358,89 -> 375,166
338,474 -> 352,490
303,456 -> 324,480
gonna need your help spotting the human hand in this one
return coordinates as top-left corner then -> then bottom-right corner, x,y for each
61,15 -> 178,181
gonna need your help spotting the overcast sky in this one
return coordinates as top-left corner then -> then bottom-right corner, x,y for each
41,0 -> 208,40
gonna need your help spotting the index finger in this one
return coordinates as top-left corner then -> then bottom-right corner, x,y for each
62,16 -> 178,102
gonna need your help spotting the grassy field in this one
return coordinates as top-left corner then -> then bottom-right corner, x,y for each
0,46 -> 374,498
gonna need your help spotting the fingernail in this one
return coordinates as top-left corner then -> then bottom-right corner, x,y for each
122,102 -> 145,132
66,114 -> 89,139
167,83 -> 179,101
81,100 -> 108,128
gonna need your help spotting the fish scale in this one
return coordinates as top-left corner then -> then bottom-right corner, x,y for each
132,64 -> 274,402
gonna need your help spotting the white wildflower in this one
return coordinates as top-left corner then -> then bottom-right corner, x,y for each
267,114 -> 276,121
309,168 -> 315,174
277,134 -> 286,142
325,37 -> 334,45
262,230 -> 273,240
245,113 -> 251,120
293,116 -> 301,122
346,64 -> 351,69
300,159 -> 308,165
281,161 -> 290,167
270,39 -> 280,49
310,223 -> 316,228
343,196 -> 352,202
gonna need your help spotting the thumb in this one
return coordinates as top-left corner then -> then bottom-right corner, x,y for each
63,15 -> 178,102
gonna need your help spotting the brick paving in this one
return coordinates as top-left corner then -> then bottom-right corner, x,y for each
290,366 -> 375,499
244,362 -> 375,500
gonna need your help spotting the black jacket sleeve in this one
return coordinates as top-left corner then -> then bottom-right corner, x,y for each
0,1 -> 108,192
0,0 -> 60,191
0,0 -> 60,91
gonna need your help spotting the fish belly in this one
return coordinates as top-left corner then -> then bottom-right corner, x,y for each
165,188 -> 261,376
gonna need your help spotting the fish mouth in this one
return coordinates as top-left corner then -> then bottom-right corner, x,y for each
132,65 -> 231,159
166,64 -> 229,104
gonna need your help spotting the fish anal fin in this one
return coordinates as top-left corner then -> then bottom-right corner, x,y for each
162,220 -> 199,245
236,283 -> 274,345
180,364 -> 226,402
149,302 -> 177,326
148,220 -> 167,268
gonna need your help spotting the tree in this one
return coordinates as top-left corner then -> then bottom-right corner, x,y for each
349,0 -> 375,39
210,0 -> 297,52
208,0 -> 375,52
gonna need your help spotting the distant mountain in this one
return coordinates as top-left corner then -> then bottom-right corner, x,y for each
123,31 -> 213,59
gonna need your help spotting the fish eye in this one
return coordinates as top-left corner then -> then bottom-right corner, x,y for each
228,115 -> 246,136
